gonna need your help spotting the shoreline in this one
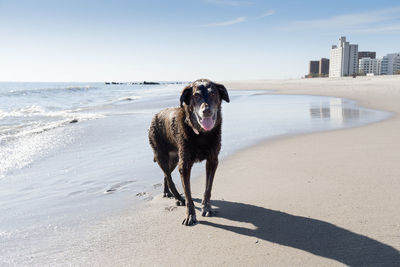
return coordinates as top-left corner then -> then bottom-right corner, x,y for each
223,75 -> 400,111
51,76 -> 400,266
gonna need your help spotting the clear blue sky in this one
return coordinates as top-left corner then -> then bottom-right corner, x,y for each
1,0 -> 400,82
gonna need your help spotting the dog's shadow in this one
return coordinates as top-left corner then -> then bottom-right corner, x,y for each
193,199 -> 400,266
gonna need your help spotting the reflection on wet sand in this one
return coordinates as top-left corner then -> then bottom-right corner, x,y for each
310,98 -> 360,124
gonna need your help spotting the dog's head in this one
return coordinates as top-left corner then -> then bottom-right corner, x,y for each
180,79 -> 230,134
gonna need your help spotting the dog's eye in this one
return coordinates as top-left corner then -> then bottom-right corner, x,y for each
209,92 -> 216,97
194,93 -> 202,100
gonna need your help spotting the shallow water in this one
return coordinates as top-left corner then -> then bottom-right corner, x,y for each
0,83 -> 390,264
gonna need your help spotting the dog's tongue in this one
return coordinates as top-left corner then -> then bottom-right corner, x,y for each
201,117 -> 214,131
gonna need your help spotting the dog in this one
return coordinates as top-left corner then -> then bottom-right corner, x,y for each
148,79 -> 230,225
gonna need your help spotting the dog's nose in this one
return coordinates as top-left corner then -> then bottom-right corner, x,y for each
202,106 -> 212,117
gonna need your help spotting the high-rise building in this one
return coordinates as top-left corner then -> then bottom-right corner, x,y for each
319,58 -> 330,76
359,58 -> 382,75
381,53 -> 400,75
358,51 -> 376,61
309,60 -> 319,75
329,36 -> 359,77
395,56 -> 400,74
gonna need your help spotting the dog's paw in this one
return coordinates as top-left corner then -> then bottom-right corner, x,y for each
163,192 -> 173,198
201,203 -> 214,217
176,196 -> 186,206
182,214 -> 197,226
201,210 -> 214,217
176,199 -> 186,206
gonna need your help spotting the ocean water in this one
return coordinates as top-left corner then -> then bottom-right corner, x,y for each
0,82 -> 390,264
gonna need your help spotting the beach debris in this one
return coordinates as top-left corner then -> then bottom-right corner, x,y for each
104,188 -> 116,194
255,239 -> 259,244
69,119 -> 78,123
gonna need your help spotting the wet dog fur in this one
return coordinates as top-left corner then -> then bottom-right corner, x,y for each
148,79 -> 229,225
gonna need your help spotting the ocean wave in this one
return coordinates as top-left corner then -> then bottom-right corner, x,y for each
0,105 -> 104,120
64,85 -> 94,91
0,105 -> 104,145
0,109 -> 104,176
3,85 -> 97,97
0,123 -> 76,177
0,105 -> 46,118
2,119 -> 74,141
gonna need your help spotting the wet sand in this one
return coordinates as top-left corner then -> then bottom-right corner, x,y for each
55,75 -> 400,266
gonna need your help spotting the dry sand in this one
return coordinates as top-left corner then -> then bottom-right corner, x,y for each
60,76 -> 400,266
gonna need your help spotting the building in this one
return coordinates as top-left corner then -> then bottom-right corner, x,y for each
329,36 -> 359,77
359,57 -> 382,75
396,56 -> 400,74
381,53 -> 400,75
307,58 -> 329,77
309,60 -> 319,75
358,51 -> 376,61
319,58 -> 330,76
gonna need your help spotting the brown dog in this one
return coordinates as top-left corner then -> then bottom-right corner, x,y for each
148,79 -> 230,225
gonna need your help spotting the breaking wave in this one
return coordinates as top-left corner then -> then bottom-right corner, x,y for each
0,105 -> 104,176
2,85 -> 97,97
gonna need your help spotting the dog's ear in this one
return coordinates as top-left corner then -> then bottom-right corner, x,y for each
216,83 -> 230,103
180,84 -> 192,107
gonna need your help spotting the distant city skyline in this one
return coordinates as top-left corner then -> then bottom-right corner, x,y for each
1,0 -> 400,82
308,35 -> 399,77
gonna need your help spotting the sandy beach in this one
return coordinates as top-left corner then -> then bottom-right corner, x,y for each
55,76 -> 400,266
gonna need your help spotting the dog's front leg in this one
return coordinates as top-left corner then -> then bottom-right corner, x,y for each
179,155 -> 196,226
202,157 -> 218,217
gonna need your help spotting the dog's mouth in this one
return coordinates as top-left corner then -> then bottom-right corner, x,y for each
197,113 -> 216,131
